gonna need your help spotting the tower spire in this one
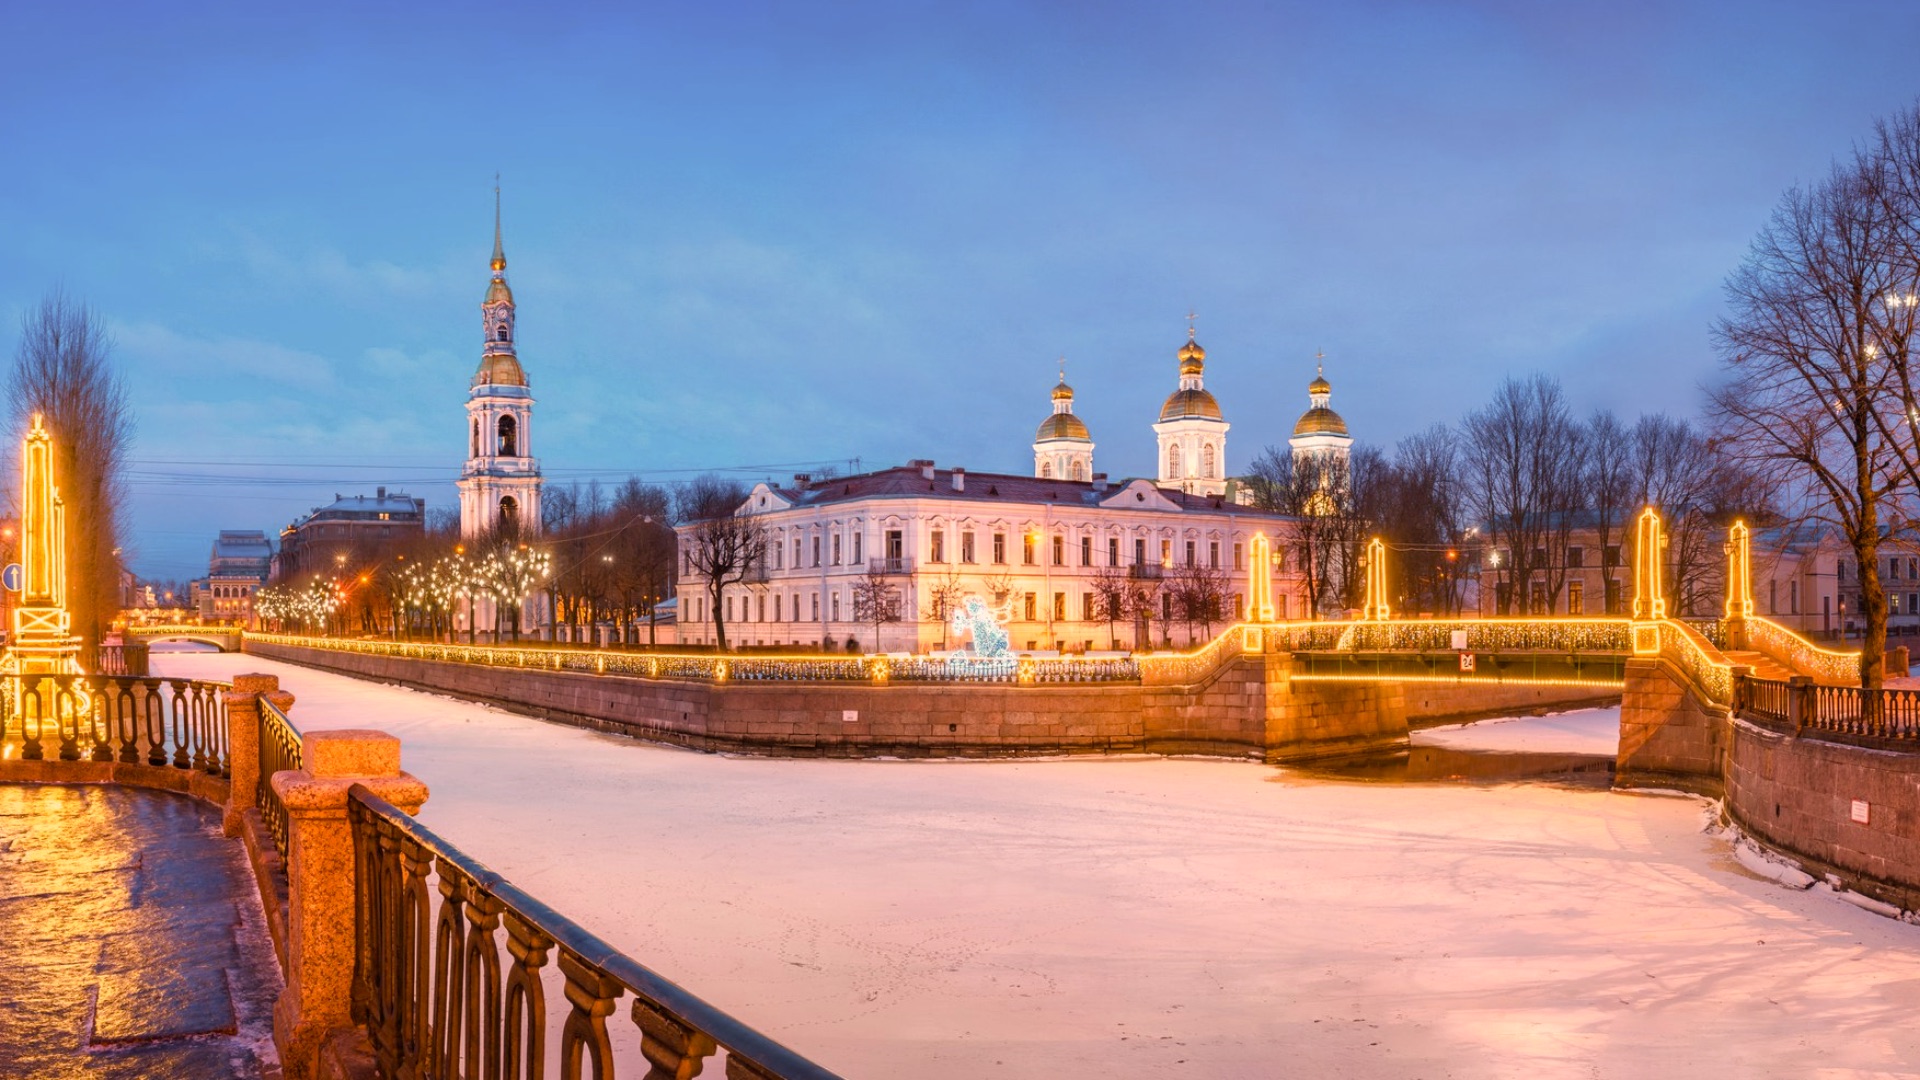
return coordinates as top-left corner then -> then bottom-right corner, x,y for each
490,175 -> 506,274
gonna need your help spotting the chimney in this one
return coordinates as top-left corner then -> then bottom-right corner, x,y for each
914,459 -> 936,481
793,473 -> 812,492
377,486 -> 386,500
1092,473 -> 1108,493
951,467 -> 966,493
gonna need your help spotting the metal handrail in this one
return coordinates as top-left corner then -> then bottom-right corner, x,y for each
348,786 -> 842,1079
258,695 -> 302,858
0,674 -> 231,773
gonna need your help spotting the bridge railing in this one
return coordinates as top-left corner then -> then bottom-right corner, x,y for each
0,674 -> 232,772
1647,619 -> 1736,704
1736,673 -> 1920,743
348,785 -> 842,1080
1279,617 -> 1633,655
1746,616 -> 1861,684
248,632 -> 1145,686
257,694 -> 302,859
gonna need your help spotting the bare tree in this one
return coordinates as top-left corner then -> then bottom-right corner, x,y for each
924,565 -> 967,649
1245,446 -> 1343,617
9,289 -> 133,656
1463,375 -> 1582,614
676,475 -> 765,653
1090,561 -> 1132,649
1168,560 -> 1231,641
851,566 -> 902,652
1585,411 -> 1634,613
1711,133 -> 1920,689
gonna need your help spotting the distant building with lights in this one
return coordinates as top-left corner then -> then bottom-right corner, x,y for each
272,488 -> 426,582
201,530 -> 273,622
675,331 -> 1316,652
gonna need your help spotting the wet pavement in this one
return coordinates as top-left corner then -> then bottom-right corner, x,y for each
0,783 -> 281,1078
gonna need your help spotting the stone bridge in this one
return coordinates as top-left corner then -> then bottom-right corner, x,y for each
126,623 -> 245,652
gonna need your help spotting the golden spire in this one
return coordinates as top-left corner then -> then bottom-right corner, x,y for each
490,175 -> 506,274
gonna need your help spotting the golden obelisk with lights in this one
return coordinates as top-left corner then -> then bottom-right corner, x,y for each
5,414 -> 80,675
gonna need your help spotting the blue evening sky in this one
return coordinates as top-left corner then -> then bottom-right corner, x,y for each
4,1 -> 1918,581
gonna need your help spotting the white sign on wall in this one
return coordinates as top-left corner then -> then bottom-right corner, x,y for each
1450,629 -> 1469,651
842,710 -> 859,724
1851,799 -> 1870,825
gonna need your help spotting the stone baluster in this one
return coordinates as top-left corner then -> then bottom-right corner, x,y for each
271,729 -> 428,1080
633,999 -> 717,1079
223,673 -> 293,838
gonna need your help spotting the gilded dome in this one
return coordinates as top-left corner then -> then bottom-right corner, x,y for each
485,277 -> 514,306
1293,406 -> 1348,437
1036,412 -> 1091,441
1309,373 -> 1331,395
1160,388 -> 1223,422
1178,338 -> 1206,376
475,353 -> 528,387
1052,380 -> 1075,402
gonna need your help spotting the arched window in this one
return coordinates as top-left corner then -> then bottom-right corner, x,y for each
1202,443 -> 1216,478
499,495 -> 520,536
1040,460 -> 1053,478
1167,446 -> 1183,479
1069,459 -> 1084,481
498,414 -> 518,457
471,419 -> 479,457
496,324 -> 509,342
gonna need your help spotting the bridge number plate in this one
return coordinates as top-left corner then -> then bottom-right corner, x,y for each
1,563 -> 20,592
1459,652 -> 1476,673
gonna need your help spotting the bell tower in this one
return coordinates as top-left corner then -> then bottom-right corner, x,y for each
457,184 -> 543,541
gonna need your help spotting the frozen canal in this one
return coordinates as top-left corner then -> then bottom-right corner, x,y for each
158,650 -> 1920,1078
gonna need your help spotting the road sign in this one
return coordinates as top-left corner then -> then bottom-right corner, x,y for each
1,563 -> 21,592
1459,652 -> 1476,673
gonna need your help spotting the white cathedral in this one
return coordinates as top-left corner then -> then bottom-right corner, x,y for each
674,327 -> 1356,652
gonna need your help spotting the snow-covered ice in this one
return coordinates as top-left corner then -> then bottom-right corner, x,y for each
159,650 -> 1920,1078
1414,706 -> 1621,756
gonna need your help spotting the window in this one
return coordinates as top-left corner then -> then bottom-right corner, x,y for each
1209,541 -> 1220,569
1052,535 -> 1064,566
1053,592 -> 1066,620
1840,561 -> 1849,583
471,420 -> 479,457
757,595 -> 766,622
1568,580 -> 1584,615
1162,594 -> 1172,620
1891,558 -> 1900,581
1185,540 -> 1196,567
1023,533 -> 1036,565
884,530 -> 902,568
772,541 -> 783,570
1070,459 -> 1084,481
852,531 -> 863,564
831,591 -> 841,621
930,530 -> 945,563
1233,542 -> 1244,571
726,596 -> 733,622
1161,539 -> 1172,567
1568,547 -> 1585,569
1081,535 -> 1092,566
1768,579 -> 1777,616
775,594 -> 783,622
811,592 -> 819,620
962,531 -> 976,563
1202,443 -> 1216,478
1168,446 -> 1182,479
1041,460 -> 1053,478
793,537 -> 802,567
1604,546 -> 1621,568
1109,537 -> 1120,566
1135,538 -> 1147,567
498,414 -> 518,456
1082,592 -> 1095,620
832,533 -> 842,565
1531,547 -> 1547,568
990,532 -> 1005,563
1023,593 -> 1037,621
811,535 -> 821,567
1233,594 -> 1244,618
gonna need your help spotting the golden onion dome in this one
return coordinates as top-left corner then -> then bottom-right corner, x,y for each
1052,380 -> 1074,402
1160,388 -> 1223,422
1036,412 -> 1091,441
1178,338 -> 1206,376
1309,373 -> 1331,395
475,353 -> 528,388
1293,406 -> 1348,437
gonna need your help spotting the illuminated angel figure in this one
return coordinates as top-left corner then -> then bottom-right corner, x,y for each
948,596 -> 1012,659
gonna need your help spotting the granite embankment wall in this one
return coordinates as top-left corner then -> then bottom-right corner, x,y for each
1613,655 -> 1920,909
245,640 -> 1609,762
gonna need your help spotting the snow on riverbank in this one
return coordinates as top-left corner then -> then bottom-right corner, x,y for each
162,652 -> 1920,1078
1414,706 -> 1621,756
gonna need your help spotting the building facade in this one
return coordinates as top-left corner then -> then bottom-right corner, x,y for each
273,489 -> 427,582
675,463 -> 1306,653
200,530 -> 273,622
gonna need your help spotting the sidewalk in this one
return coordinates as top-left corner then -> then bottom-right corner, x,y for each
0,783 -> 282,1078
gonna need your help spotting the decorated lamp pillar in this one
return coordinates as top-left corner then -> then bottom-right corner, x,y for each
1630,506 -> 1667,656
1249,532 -> 1276,623
1361,536 -> 1390,621
9,413 -> 79,674
1724,520 -> 1753,650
